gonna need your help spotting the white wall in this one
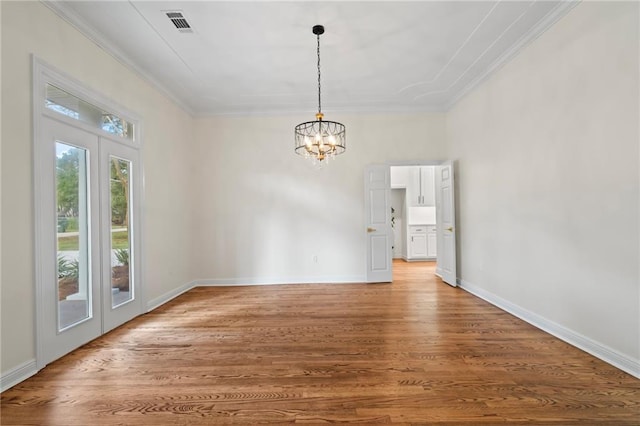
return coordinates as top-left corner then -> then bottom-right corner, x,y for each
447,2 -> 639,371
192,113 -> 446,283
1,2 -> 196,377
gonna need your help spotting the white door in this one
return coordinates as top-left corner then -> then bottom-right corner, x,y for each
101,139 -> 142,332
365,165 -> 392,283
37,117 -> 103,366
36,118 -> 142,367
435,161 -> 457,286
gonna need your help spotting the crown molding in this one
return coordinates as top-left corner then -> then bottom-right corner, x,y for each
41,0 -> 578,117
444,0 -> 581,111
41,0 -> 196,117
193,103 -> 446,118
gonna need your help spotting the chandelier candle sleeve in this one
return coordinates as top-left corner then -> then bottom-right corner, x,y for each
294,25 -> 346,163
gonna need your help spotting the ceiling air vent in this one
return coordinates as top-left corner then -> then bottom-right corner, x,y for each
166,11 -> 193,33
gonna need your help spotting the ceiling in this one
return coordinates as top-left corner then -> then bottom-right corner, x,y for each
46,1 -> 576,116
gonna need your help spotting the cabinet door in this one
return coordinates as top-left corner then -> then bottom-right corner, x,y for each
390,166 -> 409,188
427,231 -> 437,257
420,166 -> 436,206
409,233 -> 428,258
407,167 -> 421,206
406,167 -> 437,206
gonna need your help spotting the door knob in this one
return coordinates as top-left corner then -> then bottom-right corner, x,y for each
367,227 -> 376,233
446,226 -> 454,232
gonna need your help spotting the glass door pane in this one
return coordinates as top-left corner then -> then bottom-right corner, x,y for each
56,143 -> 92,330
110,157 -> 133,307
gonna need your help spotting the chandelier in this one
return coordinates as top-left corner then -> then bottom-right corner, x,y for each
294,25 -> 346,164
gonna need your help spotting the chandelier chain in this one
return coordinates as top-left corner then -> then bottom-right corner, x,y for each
317,33 -> 321,115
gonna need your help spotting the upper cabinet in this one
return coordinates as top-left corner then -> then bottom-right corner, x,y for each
408,166 -> 435,207
390,166 -> 410,188
390,166 -> 436,206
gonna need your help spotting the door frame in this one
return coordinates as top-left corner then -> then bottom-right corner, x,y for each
32,57 -> 145,369
368,160 -> 458,284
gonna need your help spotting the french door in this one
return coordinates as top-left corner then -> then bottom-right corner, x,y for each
364,165 -> 392,283
36,116 -> 142,367
435,161 -> 457,286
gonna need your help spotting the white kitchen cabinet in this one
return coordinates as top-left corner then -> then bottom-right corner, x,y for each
408,225 -> 437,260
409,233 -> 428,258
390,166 -> 410,188
408,225 -> 428,259
407,168 -> 421,206
408,166 -> 435,207
421,167 -> 435,206
427,225 -> 437,257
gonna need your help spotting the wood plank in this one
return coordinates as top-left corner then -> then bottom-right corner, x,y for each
2,261 -> 639,424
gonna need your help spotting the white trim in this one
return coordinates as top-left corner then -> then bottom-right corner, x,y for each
196,275 -> 367,287
33,57 -> 46,369
444,0 -> 580,111
33,56 -> 146,369
33,57 -> 142,149
41,0 -> 195,117
0,360 -> 38,393
146,281 -> 197,312
194,104 -> 445,118
145,275 -> 368,312
458,278 -> 640,379
387,159 -> 446,167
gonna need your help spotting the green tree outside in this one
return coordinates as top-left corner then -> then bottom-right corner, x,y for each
56,148 -> 80,217
56,147 -> 129,229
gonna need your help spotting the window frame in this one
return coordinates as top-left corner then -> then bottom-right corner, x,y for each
32,56 -> 145,369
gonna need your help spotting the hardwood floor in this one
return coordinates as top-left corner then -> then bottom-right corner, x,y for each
2,260 -> 639,424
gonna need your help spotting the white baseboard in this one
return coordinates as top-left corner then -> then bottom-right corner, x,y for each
458,278 -> 640,379
1,359 -> 38,393
196,275 -> 366,287
146,280 -> 197,312
146,275 -> 367,311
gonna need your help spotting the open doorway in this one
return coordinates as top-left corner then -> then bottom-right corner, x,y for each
390,164 -> 438,284
364,162 -> 456,285
390,165 -> 437,263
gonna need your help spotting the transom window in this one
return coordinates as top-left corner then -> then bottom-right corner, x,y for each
46,84 -> 135,141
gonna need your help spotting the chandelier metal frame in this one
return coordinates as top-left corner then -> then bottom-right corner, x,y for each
294,25 -> 346,163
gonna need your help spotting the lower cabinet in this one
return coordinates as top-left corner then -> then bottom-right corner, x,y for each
409,231 -> 428,258
427,226 -> 437,257
408,225 -> 437,260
